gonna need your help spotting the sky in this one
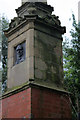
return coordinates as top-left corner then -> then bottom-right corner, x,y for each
0,0 -> 80,37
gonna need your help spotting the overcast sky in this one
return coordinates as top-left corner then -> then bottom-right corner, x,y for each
0,0 -> 80,36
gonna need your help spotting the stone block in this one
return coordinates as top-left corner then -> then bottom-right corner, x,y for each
34,47 -> 41,58
8,44 -> 14,59
35,69 -> 43,79
8,60 -> 29,88
7,58 -> 13,68
28,45 -> 34,57
51,66 -> 57,74
8,22 -> 34,42
27,56 -> 34,70
26,45 -> 29,58
35,58 -> 47,71
29,67 -> 34,79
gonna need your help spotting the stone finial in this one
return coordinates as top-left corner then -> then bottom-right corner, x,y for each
21,0 -> 47,5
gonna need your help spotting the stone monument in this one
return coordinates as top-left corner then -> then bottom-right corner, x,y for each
1,0 -> 72,119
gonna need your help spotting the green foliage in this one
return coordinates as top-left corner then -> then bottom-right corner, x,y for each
1,16 -> 9,92
63,14 -> 80,120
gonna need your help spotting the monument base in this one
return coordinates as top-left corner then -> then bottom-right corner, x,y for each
1,83 -> 72,119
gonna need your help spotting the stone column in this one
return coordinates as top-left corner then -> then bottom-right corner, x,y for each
21,0 -> 47,5
78,1 -> 80,23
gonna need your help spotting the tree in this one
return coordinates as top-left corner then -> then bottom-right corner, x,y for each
63,14 -> 80,120
1,16 -> 9,92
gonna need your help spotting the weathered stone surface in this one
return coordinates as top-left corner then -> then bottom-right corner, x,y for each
8,60 -> 29,88
35,69 -> 43,79
7,58 -> 13,68
28,56 -> 34,71
34,27 -> 63,86
16,2 -> 53,19
29,67 -> 34,79
8,43 -> 14,59
7,22 -> 34,41
35,58 -> 47,70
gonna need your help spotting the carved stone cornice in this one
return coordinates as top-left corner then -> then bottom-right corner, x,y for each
1,82 -> 70,100
16,2 -> 53,17
4,14 -> 66,37
4,2 -> 66,37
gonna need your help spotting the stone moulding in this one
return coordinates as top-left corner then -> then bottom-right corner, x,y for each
4,15 -> 66,38
16,2 -> 53,15
0,81 -> 71,100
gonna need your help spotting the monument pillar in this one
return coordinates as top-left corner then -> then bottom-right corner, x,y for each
78,1 -> 80,23
1,1 -> 72,119
21,0 -> 47,5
